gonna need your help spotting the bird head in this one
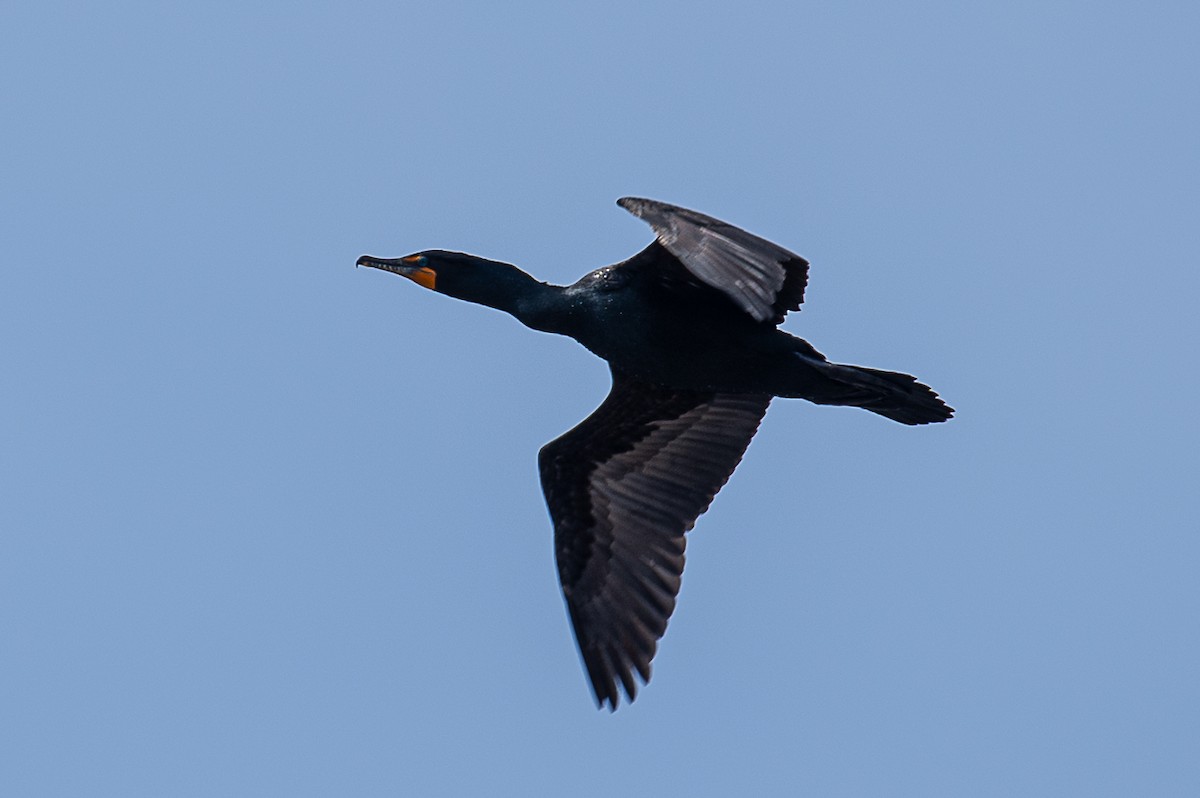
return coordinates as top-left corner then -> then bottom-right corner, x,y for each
357,250 -> 543,313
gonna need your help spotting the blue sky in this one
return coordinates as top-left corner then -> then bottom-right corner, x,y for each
3,2 -> 1198,795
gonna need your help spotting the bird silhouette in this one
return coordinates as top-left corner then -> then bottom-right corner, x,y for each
358,197 -> 952,709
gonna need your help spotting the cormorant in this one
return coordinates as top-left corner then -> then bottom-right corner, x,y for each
358,197 -> 952,710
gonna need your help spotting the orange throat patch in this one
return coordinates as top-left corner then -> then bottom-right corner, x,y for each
405,266 -> 437,290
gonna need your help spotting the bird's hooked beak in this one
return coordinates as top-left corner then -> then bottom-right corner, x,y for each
356,254 -> 437,290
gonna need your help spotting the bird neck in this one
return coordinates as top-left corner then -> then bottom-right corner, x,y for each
468,265 -> 567,334
511,280 -> 570,334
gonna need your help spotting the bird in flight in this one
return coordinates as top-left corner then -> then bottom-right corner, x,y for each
358,197 -> 952,709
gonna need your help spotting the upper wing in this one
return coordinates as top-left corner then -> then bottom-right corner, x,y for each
618,196 -> 809,325
538,368 -> 771,709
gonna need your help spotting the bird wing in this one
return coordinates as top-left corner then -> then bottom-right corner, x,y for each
618,197 -> 809,325
538,368 -> 771,709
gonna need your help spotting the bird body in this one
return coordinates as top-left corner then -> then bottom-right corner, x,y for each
358,198 -> 952,709
549,256 -> 794,393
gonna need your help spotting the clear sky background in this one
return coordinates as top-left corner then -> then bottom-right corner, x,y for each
3,2 -> 1198,796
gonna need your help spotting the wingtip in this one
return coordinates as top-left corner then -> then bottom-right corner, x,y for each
592,681 -> 620,712
616,196 -> 652,218
593,686 -> 633,712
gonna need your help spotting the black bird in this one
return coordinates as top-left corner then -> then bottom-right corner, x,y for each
358,197 -> 952,709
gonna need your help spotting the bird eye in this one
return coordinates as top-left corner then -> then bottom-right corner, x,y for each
402,254 -> 429,267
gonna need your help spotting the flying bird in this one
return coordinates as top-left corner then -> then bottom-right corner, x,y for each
358,197 -> 952,709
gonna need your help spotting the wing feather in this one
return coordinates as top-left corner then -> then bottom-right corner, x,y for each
539,368 -> 770,709
618,196 -> 809,324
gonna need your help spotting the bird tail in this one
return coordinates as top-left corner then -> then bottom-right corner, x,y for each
807,362 -> 954,425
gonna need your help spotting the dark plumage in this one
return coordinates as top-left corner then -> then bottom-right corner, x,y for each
358,197 -> 952,709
